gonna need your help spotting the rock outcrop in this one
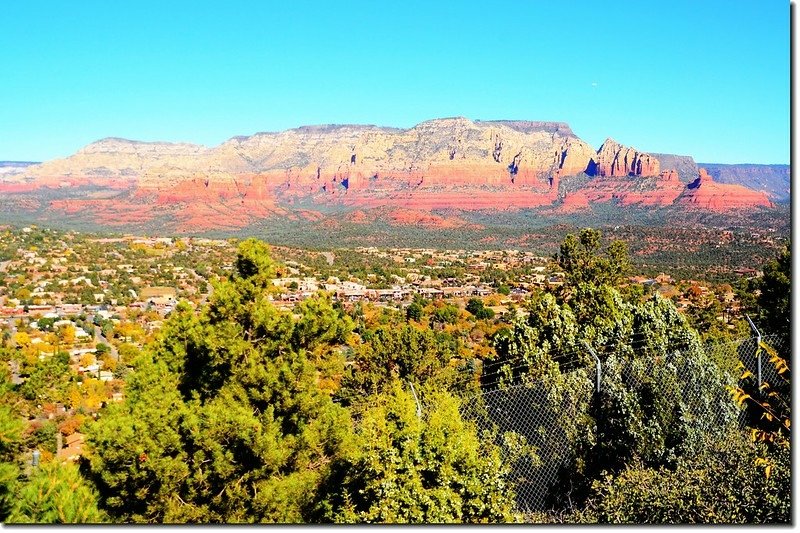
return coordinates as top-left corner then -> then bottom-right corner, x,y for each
675,168 -> 773,211
658,169 -> 680,183
700,163 -> 790,202
22,118 -> 599,188
588,138 -> 660,177
556,192 -> 591,213
556,138 -> 598,176
579,168 -> 686,207
15,117 -> 594,228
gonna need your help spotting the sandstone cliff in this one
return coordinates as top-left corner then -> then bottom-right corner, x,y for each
2,118 -> 779,232
675,168 -> 773,211
588,138 -> 660,177
20,118 -> 600,221
26,118 -> 594,185
700,163 -> 790,202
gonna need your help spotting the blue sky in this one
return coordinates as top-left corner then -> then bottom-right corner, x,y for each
0,0 -> 790,163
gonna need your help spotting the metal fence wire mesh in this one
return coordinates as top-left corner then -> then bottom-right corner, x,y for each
458,334 -> 788,515
460,372 -> 592,513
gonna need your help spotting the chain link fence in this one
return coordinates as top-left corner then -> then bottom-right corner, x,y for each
459,333 -> 788,515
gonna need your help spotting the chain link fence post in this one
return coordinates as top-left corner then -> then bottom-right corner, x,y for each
408,381 -> 422,419
745,315 -> 762,393
582,340 -> 601,393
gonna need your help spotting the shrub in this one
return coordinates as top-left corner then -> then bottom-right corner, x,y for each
312,382 -> 518,523
583,433 -> 790,524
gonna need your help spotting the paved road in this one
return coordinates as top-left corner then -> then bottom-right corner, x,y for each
8,360 -> 21,385
6,317 -> 17,346
88,314 -> 119,361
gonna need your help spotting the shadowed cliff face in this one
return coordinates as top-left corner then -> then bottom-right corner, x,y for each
0,118 -> 778,232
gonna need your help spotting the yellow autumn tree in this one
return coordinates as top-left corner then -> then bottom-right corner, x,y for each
58,325 -> 76,345
730,340 -> 790,479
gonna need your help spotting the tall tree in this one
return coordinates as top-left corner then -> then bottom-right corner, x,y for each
85,239 -> 355,523
557,228 -> 630,289
755,242 -> 790,346
0,404 -> 23,521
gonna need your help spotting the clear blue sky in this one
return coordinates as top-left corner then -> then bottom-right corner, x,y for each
0,0 -> 790,163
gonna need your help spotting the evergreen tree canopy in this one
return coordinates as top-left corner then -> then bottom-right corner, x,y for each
488,230 -> 738,509
557,228 -> 630,289
755,242 -> 790,345
0,404 -> 23,521
9,462 -> 106,524
86,240 -> 355,523
337,324 -> 463,407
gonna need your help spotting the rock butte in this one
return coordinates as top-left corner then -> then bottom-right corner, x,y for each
591,138 -> 660,177
675,169 -> 773,211
2,118 -> 775,231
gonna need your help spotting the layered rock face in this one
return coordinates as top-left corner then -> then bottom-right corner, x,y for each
19,118 -> 597,224
30,119 -> 591,187
3,118 -> 778,232
675,168 -> 773,211
588,138 -> 660,177
563,166 -> 773,213
33,138 -> 209,182
578,168 -> 684,207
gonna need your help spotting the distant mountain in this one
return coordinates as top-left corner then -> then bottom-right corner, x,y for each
0,118 -> 778,234
0,161 -> 39,167
699,163 -> 790,202
0,161 -> 39,177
